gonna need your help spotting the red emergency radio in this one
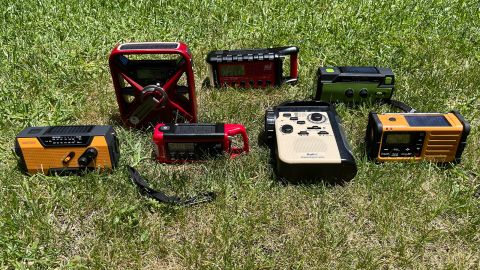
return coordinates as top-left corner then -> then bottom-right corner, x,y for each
206,46 -> 299,88
152,123 -> 249,163
109,42 -> 197,127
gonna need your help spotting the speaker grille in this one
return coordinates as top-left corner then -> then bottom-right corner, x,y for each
424,131 -> 460,158
294,138 -> 327,153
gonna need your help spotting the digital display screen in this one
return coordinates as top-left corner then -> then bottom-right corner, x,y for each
168,143 -> 195,152
136,68 -> 164,80
385,133 -> 411,145
220,65 -> 245,76
339,66 -> 379,74
405,115 -> 451,127
175,125 -> 216,134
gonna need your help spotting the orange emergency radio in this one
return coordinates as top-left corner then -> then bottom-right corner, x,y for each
365,111 -> 470,163
15,125 -> 120,175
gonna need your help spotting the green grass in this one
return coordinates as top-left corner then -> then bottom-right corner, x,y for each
1,0 -> 479,268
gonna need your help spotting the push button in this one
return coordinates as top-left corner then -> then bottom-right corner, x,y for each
297,121 -> 305,124
281,125 -> 293,134
385,77 -> 393,84
318,131 -> 329,135
298,131 -> 309,136
290,116 -> 298,121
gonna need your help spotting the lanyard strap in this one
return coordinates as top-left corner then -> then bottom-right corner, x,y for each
387,99 -> 416,113
127,166 -> 215,206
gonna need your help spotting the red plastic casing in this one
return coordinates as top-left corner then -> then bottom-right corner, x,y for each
206,46 -> 299,88
152,123 -> 249,163
109,42 -> 197,127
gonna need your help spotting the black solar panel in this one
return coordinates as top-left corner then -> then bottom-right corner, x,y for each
339,66 -> 379,74
405,116 -> 451,127
45,126 -> 94,135
120,43 -> 178,50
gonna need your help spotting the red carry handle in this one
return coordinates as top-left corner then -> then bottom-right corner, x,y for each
223,124 -> 249,157
278,46 -> 299,84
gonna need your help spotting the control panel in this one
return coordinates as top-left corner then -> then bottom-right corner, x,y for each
264,100 -> 357,182
275,111 -> 341,164
39,136 -> 92,147
379,132 -> 425,158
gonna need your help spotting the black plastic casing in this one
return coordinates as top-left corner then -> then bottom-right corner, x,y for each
264,101 -> 357,183
452,111 -> 470,163
365,112 -> 383,161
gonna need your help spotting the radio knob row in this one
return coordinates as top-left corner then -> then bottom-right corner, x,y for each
282,113 -> 326,124
344,88 -> 376,98
280,125 -> 329,135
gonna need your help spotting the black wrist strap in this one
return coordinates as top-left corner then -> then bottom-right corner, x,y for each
127,166 -> 215,206
387,99 -> 416,113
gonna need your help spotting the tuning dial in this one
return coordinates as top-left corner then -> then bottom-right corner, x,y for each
281,124 -> 293,134
308,113 -> 325,123
78,148 -> 98,167
345,88 -> 354,98
359,88 -> 369,98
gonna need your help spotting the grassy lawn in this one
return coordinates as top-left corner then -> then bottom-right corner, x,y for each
1,0 -> 479,268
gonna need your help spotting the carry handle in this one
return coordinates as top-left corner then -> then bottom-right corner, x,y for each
224,124 -> 249,157
277,46 -> 299,84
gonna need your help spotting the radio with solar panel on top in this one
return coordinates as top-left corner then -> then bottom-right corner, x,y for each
365,112 -> 469,163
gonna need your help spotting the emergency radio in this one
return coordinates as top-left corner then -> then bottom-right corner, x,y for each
152,123 -> 249,163
264,101 -> 357,182
365,111 -> 470,163
14,125 -> 120,175
109,42 -> 197,127
314,66 -> 394,103
206,46 -> 299,88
